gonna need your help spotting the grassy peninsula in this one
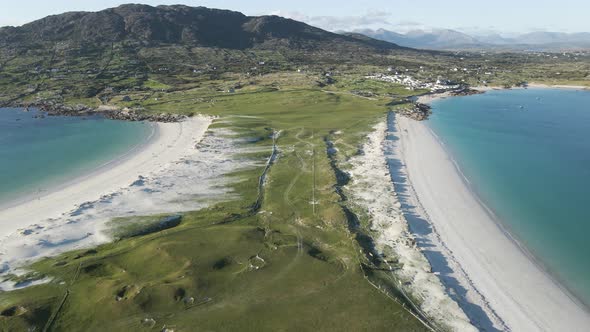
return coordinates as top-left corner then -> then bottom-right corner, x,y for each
1,4 -> 589,332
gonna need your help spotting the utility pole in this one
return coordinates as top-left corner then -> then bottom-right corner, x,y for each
311,129 -> 317,216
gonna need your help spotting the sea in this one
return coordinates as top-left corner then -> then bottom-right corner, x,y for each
427,88 -> 590,307
0,108 -> 152,207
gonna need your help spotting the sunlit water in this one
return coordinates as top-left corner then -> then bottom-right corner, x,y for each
428,88 -> 590,306
0,107 -> 151,206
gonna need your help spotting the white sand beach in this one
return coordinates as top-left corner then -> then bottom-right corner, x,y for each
472,84 -> 589,93
393,115 -> 590,331
0,116 -> 234,284
416,84 -> 590,106
0,116 -> 210,236
528,83 -> 590,90
346,121 -> 477,331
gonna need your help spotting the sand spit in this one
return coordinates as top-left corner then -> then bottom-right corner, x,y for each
345,120 -> 477,332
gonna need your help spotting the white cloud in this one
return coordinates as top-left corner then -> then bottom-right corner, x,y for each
267,9 -> 395,31
266,10 -> 445,34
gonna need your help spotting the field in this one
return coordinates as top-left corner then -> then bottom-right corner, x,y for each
0,85 -> 436,331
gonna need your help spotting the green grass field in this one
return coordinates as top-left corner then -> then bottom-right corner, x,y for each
1,11 -> 589,331
1,87 -> 434,331
5,47 -> 587,330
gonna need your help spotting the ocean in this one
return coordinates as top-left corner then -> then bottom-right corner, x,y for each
0,108 -> 152,206
427,88 -> 590,306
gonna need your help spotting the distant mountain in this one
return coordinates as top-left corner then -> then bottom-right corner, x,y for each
353,28 -> 590,51
517,32 -> 590,44
404,29 -> 480,48
355,28 -> 484,50
0,4 -> 404,52
473,33 -> 516,45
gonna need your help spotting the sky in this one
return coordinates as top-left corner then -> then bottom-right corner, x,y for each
0,0 -> 588,35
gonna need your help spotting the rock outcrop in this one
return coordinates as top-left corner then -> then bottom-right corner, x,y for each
11,101 -> 186,122
396,103 -> 432,121
450,87 -> 484,97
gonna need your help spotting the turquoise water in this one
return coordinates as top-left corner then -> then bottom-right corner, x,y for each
0,108 -> 152,205
427,88 -> 590,306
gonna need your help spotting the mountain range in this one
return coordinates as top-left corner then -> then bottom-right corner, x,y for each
353,28 -> 590,51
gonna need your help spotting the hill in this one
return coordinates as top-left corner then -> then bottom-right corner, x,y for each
0,4 -> 432,106
0,3 -> 583,110
0,4 -> 403,51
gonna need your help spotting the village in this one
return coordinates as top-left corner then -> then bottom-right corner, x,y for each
366,71 -> 462,92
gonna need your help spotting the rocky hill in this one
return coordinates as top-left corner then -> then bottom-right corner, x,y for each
0,4 -> 403,51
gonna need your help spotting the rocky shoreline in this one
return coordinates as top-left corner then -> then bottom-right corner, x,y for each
448,87 -> 484,97
396,87 -> 485,121
3,100 -> 186,123
396,102 -> 432,121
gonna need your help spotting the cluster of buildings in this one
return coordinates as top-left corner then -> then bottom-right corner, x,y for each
366,73 -> 461,92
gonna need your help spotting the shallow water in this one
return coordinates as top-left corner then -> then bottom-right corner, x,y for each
0,108 -> 151,205
427,88 -> 590,306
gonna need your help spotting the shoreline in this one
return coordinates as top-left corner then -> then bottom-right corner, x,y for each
345,120 -> 477,331
430,126 -> 590,313
0,116 -> 212,264
416,83 -> 590,104
393,114 -> 590,330
0,120 -> 158,212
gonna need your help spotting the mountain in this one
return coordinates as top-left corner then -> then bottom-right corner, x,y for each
404,29 -> 480,48
354,28 -> 590,51
0,4 -> 419,103
0,4 -> 403,51
473,33 -> 516,45
518,32 -> 590,44
356,28 -> 483,50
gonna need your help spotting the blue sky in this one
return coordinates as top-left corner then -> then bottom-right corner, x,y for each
1,0 -> 588,35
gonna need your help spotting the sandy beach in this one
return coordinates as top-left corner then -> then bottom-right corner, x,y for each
0,116 -> 211,236
472,83 -> 589,93
0,116 -> 215,282
346,120 -> 476,331
527,83 -> 590,90
393,114 -> 590,331
415,84 -> 590,105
